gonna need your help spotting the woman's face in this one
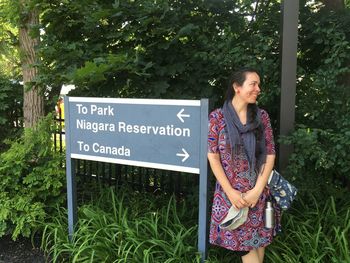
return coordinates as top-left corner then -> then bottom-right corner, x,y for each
234,72 -> 261,104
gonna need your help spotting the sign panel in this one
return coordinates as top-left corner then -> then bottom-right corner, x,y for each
64,96 -> 209,262
65,97 -> 203,173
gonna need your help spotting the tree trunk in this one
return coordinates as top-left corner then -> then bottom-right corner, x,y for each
19,0 -> 44,128
321,0 -> 345,11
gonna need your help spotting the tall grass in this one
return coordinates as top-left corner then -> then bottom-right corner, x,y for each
39,188 -> 200,262
266,196 -> 350,263
38,188 -> 350,263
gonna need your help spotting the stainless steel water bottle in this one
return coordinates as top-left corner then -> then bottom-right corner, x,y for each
264,197 -> 275,229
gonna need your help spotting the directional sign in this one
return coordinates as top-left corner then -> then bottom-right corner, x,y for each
65,97 -> 204,173
64,96 -> 209,262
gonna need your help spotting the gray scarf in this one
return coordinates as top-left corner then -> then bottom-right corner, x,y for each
222,100 -> 266,173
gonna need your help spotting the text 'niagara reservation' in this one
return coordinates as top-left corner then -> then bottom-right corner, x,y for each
76,119 -> 191,137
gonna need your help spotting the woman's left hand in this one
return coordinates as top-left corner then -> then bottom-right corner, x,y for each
242,188 -> 261,208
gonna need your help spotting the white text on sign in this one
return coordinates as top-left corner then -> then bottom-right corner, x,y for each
76,104 -> 114,116
77,141 -> 131,156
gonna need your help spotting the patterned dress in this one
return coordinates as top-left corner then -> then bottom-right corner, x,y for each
208,108 -> 281,252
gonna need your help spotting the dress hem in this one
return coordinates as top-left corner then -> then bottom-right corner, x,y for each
209,239 -> 272,252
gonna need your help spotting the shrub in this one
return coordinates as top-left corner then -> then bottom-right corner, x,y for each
279,125 -> 350,203
0,114 -> 65,239
0,76 -> 23,151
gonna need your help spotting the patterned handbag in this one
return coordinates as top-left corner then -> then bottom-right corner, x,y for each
268,170 -> 297,210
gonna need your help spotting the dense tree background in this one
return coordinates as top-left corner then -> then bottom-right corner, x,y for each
0,0 -> 349,200
36,0 -> 281,111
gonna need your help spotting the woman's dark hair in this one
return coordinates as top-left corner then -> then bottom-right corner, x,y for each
225,67 -> 260,101
225,67 -> 264,144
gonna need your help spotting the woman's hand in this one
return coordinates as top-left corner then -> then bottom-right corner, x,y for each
242,188 -> 261,208
227,189 -> 249,209
208,153 -> 250,210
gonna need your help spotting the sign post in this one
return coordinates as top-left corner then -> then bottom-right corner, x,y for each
64,97 -> 209,261
64,98 -> 77,240
198,99 -> 209,261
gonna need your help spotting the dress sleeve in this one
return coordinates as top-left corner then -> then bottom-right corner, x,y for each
208,110 -> 220,153
261,110 -> 275,155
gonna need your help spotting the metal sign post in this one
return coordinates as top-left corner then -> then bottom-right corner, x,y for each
198,99 -> 209,262
64,97 -> 209,261
64,97 -> 77,240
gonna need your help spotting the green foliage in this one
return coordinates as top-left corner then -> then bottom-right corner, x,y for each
0,0 -> 20,77
39,188 -> 350,262
297,5 -> 350,128
36,0 -> 282,113
0,75 -> 23,151
0,114 -> 65,239
40,187 -> 200,262
0,0 -> 20,26
266,197 -> 350,263
0,2 -> 349,254
279,125 -> 350,202
280,4 -> 350,202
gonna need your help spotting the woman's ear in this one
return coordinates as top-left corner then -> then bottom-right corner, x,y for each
233,84 -> 239,94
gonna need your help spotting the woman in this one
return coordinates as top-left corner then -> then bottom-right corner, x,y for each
207,68 -> 281,263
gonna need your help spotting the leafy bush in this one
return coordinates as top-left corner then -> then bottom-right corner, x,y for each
280,5 -> 350,203
37,0 -> 281,114
297,6 -> 350,128
279,125 -> 350,202
0,76 -> 23,151
0,114 -> 65,239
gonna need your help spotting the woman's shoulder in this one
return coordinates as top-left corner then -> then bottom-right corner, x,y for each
209,108 -> 224,120
258,108 -> 272,126
259,108 -> 270,119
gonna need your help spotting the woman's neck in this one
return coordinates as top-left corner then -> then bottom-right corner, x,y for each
231,97 -> 247,115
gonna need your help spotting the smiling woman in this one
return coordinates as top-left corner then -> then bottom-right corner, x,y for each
207,67 -> 280,263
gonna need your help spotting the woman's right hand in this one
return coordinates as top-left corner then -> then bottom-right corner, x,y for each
207,153 -> 249,209
227,189 -> 249,209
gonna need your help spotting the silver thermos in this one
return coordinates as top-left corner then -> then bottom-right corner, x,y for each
264,197 -> 275,229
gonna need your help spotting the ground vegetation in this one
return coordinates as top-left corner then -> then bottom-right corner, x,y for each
0,0 -> 349,262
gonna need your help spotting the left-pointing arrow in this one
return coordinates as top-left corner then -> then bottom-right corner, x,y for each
177,108 -> 190,123
176,148 -> 189,162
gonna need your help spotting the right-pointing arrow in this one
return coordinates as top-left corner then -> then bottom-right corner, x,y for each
176,148 -> 189,162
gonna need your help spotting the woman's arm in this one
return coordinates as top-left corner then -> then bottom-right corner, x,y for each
255,154 -> 275,194
243,154 -> 275,207
208,152 -> 248,209
243,109 -> 276,207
